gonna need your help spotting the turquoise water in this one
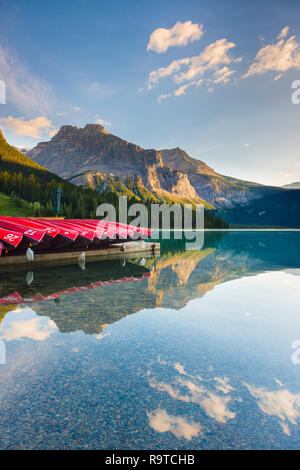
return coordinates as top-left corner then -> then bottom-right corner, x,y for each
0,231 -> 300,449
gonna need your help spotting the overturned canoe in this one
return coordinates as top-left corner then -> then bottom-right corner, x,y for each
0,226 -> 23,252
0,217 -> 151,255
0,219 -> 46,247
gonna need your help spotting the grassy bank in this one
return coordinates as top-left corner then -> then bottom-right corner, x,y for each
0,191 -> 34,217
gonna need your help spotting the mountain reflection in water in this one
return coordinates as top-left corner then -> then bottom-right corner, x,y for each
30,230 -> 300,334
0,230 -> 300,449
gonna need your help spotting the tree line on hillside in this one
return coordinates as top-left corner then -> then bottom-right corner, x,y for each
0,166 -> 228,227
0,142 -> 228,227
0,166 -> 117,218
0,133 -> 46,171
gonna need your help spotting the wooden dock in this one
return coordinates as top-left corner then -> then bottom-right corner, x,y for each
0,241 -> 160,269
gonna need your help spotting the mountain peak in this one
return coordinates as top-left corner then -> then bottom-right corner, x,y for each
54,125 -> 78,139
55,123 -> 108,139
28,122 -> 163,180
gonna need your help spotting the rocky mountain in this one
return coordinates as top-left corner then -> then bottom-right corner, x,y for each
160,147 -> 281,208
28,124 -> 212,207
282,182 -> 300,189
28,124 -> 283,210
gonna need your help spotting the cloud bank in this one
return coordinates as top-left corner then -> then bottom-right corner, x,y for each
244,27 -> 300,79
146,23 -> 300,100
0,116 -> 57,139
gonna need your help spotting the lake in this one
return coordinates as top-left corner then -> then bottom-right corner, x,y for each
0,230 -> 300,449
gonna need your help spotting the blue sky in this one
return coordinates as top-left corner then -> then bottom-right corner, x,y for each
0,0 -> 300,186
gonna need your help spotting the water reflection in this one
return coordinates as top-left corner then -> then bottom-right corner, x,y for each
244,383 -> 300,436
0,306 -> 57,342
0,231 -> 299,335
147,409 -> 202,441
149,369 -> 236,423
147,357 -> 300,441
0,230 -> 300,449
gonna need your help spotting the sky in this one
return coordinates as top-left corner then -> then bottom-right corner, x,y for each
0,0 -> 300,186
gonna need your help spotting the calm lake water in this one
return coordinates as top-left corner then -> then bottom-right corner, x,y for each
0,230 -> 300,449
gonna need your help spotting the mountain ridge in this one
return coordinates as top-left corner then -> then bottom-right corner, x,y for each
282,182 -> 300,189
28,123 -> 283,209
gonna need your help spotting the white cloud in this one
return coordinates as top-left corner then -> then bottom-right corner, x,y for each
90,81 -> 100,88
174,84 -> 190,96
73,106 -> 82,112
157,93 -> 170,103
0,43 -> 53,114
244,382 -> 300,436
244,27 -> 300,78
49,128 -> 58,137
147,408 -> 202,440
177,377 -> 236,423
174,79 -> 203,96
214,376 -> 235,394
96,117 -> 111,126
148,58 -> 190,89
0,116 -> 57,139
213,66 -> 235,83
149,364 -> 237,424
56,112 -> 67,116
174,362 -> 188,375
0,307 -> 57,342
274,73 -> 283,81
278,26 -> 290,40
148,38 -> 240,93
175,39 -> 238,84
147,20 -> 203,54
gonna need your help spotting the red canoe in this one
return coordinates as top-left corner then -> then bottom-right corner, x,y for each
0,219 -> 45,246
69,220 -> 117,240
87,219 -> 150,239
38,219 -> 96,248
0,226 -> 23,251
70,219 -> 142,240
0,217 -> 59,239
0,217 -> 79,251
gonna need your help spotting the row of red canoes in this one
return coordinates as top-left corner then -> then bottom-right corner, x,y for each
0,217 -> 151,255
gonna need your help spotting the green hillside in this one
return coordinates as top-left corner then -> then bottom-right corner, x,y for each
0,192 -> 34,216
0,129 -> 49,173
